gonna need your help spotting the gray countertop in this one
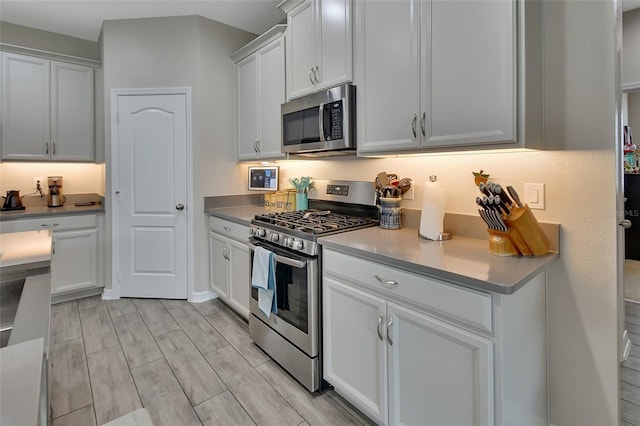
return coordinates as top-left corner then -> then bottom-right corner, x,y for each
319,226 -> 558,294
205,205 -> 268,225
0,338 -> 44,426
0,194 -> 104,221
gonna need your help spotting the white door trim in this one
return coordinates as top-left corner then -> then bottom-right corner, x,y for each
110,87 -> 194,300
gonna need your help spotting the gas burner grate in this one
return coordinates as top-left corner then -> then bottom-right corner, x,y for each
253,210 -> 377,236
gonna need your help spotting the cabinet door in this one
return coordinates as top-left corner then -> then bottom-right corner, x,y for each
422,0 -> 515,148
287,0 -> 316,99
51,228 -> 98,295
317,0 -> 352,90
237,54 -> 259,160
1,52 -> 50,160
51,61 -> 95,161
209,231 -> 228,299
323,277 -> 387,424
355,0 -> 421,153
227,238 -> 250,318
257,37 -> 286,159
387,302 -> 494,426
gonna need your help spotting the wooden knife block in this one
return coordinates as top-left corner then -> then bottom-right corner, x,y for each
487,205 -> 550,257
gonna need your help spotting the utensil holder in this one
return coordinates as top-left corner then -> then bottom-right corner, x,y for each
487,229 -> 520,256
296,193 -> 308,211
503,205 -> 550,256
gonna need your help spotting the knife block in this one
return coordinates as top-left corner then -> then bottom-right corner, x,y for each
503,205 -> 550,256
487,229 -> 520,256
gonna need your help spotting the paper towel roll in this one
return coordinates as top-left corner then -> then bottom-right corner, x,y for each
419,176 -> 448,240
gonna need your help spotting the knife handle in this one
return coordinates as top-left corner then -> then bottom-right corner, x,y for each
507,186 -> 524,208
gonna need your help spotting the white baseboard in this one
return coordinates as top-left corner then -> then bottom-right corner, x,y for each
189,290 -> 218,303
102,288 -> 117,300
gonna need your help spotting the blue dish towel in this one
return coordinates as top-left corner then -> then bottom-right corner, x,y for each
251,246 -> 277,317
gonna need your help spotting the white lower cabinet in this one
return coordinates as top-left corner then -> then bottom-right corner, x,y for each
208,217 -> 250,318
0,214 -> 103,299
322,247 -> 547,426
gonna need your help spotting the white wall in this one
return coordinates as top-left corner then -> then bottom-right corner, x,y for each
101,15 -> 254,294
624,8 -> 640,88
0,162 -> 104,194
272,1 -> 619,424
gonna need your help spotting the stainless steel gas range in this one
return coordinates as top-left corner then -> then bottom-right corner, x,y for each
248,180 -> 378,392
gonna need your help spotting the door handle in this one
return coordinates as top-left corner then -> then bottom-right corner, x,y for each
387,317 -> 394,346
620,219 -> 632,229
377,315 -> 384,341
176,204 -> 185,211
411,114 -> 417,138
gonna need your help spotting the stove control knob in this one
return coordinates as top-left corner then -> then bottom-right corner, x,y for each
283,237 -> 293,248
269,233 -> 280,242
292,239 -> 304,250
255,228 -> 266,238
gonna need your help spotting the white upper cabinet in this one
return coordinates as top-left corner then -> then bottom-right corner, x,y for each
281,0 -> 352,100
356,0 -> 542,155
1,52 -> 96,161
232,25 -> 286,161
1,53 -> 51,160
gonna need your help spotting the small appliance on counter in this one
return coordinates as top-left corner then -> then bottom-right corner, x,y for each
419,176 -> 451,240
1,190 -> 26,211
47,176 -> 66,208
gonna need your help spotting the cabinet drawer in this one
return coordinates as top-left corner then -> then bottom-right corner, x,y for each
323,248 -> 493,333
0,214 -> 98,233
209,217 -> 249,242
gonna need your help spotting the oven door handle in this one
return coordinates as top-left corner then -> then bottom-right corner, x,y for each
247,243 -> 307,269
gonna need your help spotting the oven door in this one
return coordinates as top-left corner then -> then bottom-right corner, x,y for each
248,240 -> 318,358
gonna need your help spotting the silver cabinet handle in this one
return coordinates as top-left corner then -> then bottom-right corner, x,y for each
256,139 -> 261,153
313,66 -> 320,84
377,315 -> 384,341
421,112 -> 426,137
40,223 -> 59,228
309,68 -> 315,85
374,275 -> 398,287
222,247 -> 229,260
52,142 -> 56,155
620,219 -> 632,229
45,141 -> 49,155
387,317 -> 394,345
224,226 -> 231,232
411,114 -> 417,138
176,204 -> 185,211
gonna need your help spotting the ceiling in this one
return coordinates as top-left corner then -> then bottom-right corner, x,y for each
0,0 -> 286,41
1,0 -> 640,43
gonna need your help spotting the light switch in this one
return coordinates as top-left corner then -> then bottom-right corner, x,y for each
524,183 -> 545,209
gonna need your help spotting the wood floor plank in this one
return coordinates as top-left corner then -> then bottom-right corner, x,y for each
627,313 -> 640,327
205,345 -> 303,426
112,312 -> 163,368
79,302 -> 119,354
191,299 -> 224,316
624,355 -> 640,372
77,295 -> 103,310
161,299 -> 189,310
622,380 -> 640,406
133,299 -> 181,337
256,360 -> 362,426
205,310 -> 268,367
49,337 -> 93,418
622,399 -> 640,425
194,390 -> 255,426
168,304 -> 228,354
105,298 -> 138,318
52,404 -> 96,426
629,331 -> 640,346
622,365 -> 640,388
50,301 -> 82,345
627,322 -> 640,336
86,346 -> 142,425
131,359 -> 201,426
156,329 -> 227,405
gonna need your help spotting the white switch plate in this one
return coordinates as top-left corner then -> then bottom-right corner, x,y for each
524,183 -> 545,209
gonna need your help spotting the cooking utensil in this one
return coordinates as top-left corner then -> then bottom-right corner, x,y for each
506,186 -> 524,208
377,172 -> 390,186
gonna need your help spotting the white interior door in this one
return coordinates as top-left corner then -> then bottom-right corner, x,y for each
115,92 -> 189,299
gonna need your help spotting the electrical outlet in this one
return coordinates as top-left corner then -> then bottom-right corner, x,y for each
524,183 -> 545,209
404,186 -> 415,200
33,177 -> 44,190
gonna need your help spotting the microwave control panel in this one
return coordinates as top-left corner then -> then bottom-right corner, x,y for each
326,185 -> 349,196
326,101 -> 343,141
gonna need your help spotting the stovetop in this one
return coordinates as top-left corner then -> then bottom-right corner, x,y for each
253,210 -> 377,236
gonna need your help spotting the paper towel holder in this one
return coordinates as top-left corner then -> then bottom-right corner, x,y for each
418,231 -> 452,241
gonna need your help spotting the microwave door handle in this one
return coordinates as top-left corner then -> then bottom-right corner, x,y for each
247,242 -> 307,269
318,103 -> 326,142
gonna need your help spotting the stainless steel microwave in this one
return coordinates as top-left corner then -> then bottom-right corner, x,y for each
281,84 -> 356,156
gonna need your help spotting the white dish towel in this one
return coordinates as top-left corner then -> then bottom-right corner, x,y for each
251,246 -> 277,318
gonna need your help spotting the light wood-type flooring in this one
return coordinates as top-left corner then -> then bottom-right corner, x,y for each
48,296 -> 369,426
